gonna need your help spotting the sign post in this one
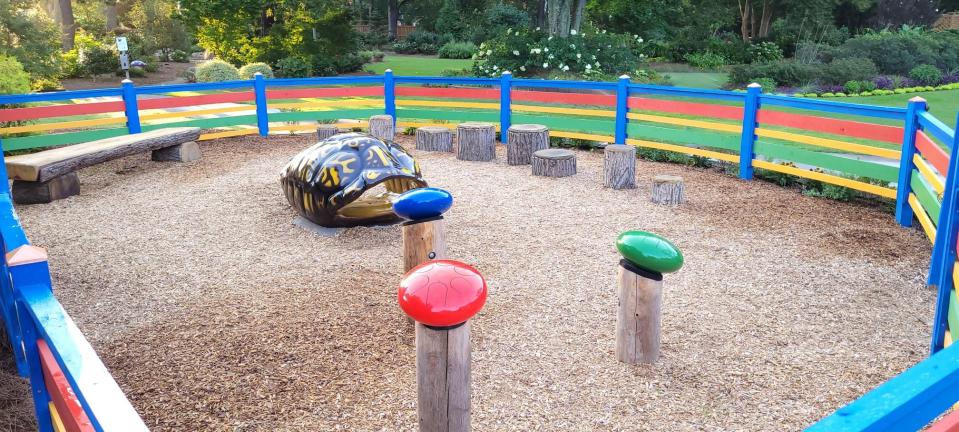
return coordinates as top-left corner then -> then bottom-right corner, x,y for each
115,37 -> 130,80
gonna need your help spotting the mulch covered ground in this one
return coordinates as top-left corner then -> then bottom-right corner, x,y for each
0,133 -> 935,431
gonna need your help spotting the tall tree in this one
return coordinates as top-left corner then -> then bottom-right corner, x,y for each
40,0 -> 76,49
103,0 -> 118,33
546,0 -> 571,36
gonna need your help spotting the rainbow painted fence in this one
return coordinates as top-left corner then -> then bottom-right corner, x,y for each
0,72 -> 958,431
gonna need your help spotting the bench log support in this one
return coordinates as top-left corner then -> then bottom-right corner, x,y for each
12,173 -> 81,205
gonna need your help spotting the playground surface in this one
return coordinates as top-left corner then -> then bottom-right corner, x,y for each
0,133 -> 936,431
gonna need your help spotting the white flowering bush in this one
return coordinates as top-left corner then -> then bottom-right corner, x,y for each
472,27 -> 647,79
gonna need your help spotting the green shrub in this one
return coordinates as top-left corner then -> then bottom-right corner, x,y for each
60,50 -> 82,79
894,88 -> 907,94
276,57 -> 310,78
169,50 -> 189,63
182,67 -> 196,83
821,57 -> 878,85
469,3 -> 531,45
729,60 -> 817,87
0,55 -> 31,95
472,27 -> 646,78
195,59 -> 241,82
843,80 -> 876,94
333,54 -> 366,73
394,31 -> 445,55
118,67 -> 147,78
30,77 -> 61,92
438,41 -> 477,59
804,93 -> 819,97
836,29 -> 959,75
750,77 -> 777,91
684,51 -> 726,71
81,45 -> 119,80
804,183 -> 855,201
748,42 -> 784,63
911,64 -> 942,85
361,50 -> 385,62
821,92 -> 837,97
239,62 -> 275,79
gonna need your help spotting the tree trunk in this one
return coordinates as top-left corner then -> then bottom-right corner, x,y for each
104,0 -> 118,34
738,0 -> 750,41
43,0 -> 76,50
388,0 -> 399,40
758,0 -> 774,38
547,0 -> 572,37
536,0 -> 547,28
571,0 -> 586,33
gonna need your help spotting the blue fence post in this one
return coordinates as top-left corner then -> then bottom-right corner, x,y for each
253,72 -> 269,137
895,97 -> 926,228
8,248 -> 54,432
929,112 -> 959,354
384,69 -> 396,125
0,140 -> 9,195
738,83 -> 762,180
500,71 -> 512,143
615,75 -> 630,144
121,79 -> 141,134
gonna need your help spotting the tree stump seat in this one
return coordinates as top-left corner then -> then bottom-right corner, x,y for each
506,124 -> 549,165
415,126 -> 453,152
456,122 -> 496,161
531,149 -> 577,177
651,175 -> 684,206
316,124 -> 340,141
603,144 -> 636,190
5,127 -> 202,204
369,115 -> 395,142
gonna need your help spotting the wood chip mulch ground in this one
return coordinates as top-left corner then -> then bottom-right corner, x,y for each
0,133 -> 935,431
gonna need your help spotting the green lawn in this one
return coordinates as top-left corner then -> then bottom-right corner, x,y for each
664,72 -> 728,90
365,54 -> 473,76
836,89 -> 959,126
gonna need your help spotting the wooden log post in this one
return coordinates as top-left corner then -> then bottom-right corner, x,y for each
604,144 -> 637,189
151,141 -> 201,162
614,231 -> 684,365
393,188 -> 454,272
316,125 -> 339,141
456,122 -> 496,162
369,115 -> 395,142
399,260 -> 487,432
616,262 -> 663,364
402,218 -> 447,272
416,127 -> 454,152
416,321 -> 471,432
651,175 -> 684,206
506,124 -> 549,165
531,149 -> 577,178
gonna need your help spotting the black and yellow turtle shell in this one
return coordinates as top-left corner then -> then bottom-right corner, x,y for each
280,133 -> 427,227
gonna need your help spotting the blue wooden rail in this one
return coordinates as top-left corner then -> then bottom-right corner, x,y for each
2,75 -> 959,430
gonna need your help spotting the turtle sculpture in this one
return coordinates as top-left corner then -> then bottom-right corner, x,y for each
280,133 -> 427,227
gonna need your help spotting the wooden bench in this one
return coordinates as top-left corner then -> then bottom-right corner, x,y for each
6,127 -> 201,204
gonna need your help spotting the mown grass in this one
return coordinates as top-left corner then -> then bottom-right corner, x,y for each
364,54 -> 473,76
